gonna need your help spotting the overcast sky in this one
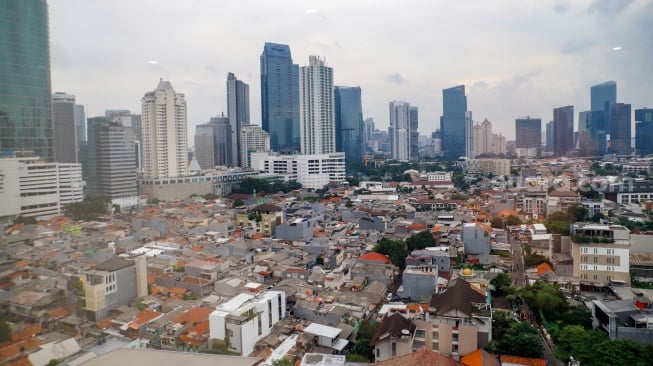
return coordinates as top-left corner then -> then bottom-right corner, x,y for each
49,0 -> 653,142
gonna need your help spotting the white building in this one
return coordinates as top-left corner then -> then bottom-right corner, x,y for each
389,101 -> 411,161
300,56 -> 335,155
240,125 -> 270,168
472,118 -> 494,158
209,290 -> 286,356
425,172 -> 452,182
141,79 -> 188,179
571,223 -> 631,286
0,154 -> 83,224
250,151 -> 346,189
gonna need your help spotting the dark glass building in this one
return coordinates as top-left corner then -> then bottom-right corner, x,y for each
515,117 -> 542,157
635,108 -> 653,155
609,103 -> 631,155
334,86 -> 363,173
553,105 -> 574,156
440,85 -> 469,160
409,106 -> 419,161
260,43 -> 300,152
227,72 -> 249,167
0,0 -> 53,160
590,81 -> 616,154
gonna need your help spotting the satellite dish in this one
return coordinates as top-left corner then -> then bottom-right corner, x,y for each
401,329 -> 410,335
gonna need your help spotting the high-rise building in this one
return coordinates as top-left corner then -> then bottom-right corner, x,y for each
105,110 -> 142,169
141,79 -> 188,179
493,133 -> 506,155
363,118 -> 375,151
210,115 -> 232,167
0,0 -> 53,160
86,117 -> 137,204
74,104 -> 86,148
227,72 -> 249,167
609,103 -> 631,155
389,101 -> 411,161
553,105 -> 574,156
52,92 -> 78,163
472,118 -> 493,157
334,86 -> 363,172
515,117 -> 541,157
260,42 -> 300,152
590,81 -> 617,154
194,124 -> 216,170
299,56 -> 335,155
635,108 -> 653,156
409,106 -> 419,161
250,151 -> 345,190
240,125 -> 270,168
441,85 -> 471,160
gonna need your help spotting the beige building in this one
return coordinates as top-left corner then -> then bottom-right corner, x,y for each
571,223 -> 631,286
476,158 -> 510,177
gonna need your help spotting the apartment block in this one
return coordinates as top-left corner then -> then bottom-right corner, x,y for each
571,223 -> 631,286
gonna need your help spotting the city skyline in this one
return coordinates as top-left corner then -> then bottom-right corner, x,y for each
48,1 -> 653,142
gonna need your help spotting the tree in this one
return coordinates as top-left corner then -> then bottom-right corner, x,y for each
486,313 -> 542,358
374,238 -> 408,269
505,215 -> 522,227
519,281 -> 567,320
490,272 -> 512,295
63,197 -> 109,221
567,205 -> 588,222
405,231 -> 436,252
544,211 -> 573,235
490,217 -> 504,229
0,319 -> 11,342
13,215 -> 37,225
351,319 -> 378,362
272,357 -> 294,366
232,198 -> 245,208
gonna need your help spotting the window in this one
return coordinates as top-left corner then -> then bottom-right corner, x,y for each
415,329 -> 426,339
392,342 -> 396,357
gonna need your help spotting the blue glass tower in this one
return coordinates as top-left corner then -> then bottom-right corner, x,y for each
635,108 -> 653,155
440,85 -> 469,160
609,103 -> 631,155
334,86 -> 363,172
0,0 -> 53,160
260,43 -> 300,152
590,81 -> 616,154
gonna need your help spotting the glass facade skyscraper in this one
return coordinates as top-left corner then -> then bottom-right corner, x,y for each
260,43 -> 300,152
440,85 -> 470,160
553,105 -> 574,156
589,81 -> 617,154
515,117 -> 542,157
609,103 -> 631,155
0,0 -> 53,160
635,108 -> 653,156
334,86 -> 363,172
227,72 -> 249,167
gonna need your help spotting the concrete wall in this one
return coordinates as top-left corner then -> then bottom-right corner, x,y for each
462,225 -> 491,255
139,180 -> 213,201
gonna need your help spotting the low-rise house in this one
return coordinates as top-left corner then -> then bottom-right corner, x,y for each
370,312 -> 417,362
462,223 -> 491,255
9,289 -> 65,319
303,322 -> 349,354
84,257 -> 138,321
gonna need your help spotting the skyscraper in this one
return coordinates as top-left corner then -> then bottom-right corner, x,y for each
86,117 -> 137,201
260,42 -> 300,152
635,108 -> 653,156
210,115 -> 232,167
141,79 -> 188,179
52,92 -> 78,163
545,121 -> 553,152
334,86 -> 363,172
590,81 -> 617,154
515,117 -> 541,157
240,125 -> 270,168
473,118 -> 494,157
409,106 -> 419,161
553,105 -> 574,156
0,0 -> 53,160
389,101 -> 411,161
74,104 -> 86,149
609,103 -> 631,155
363,118 -> 375,151
300,56 -> 335,155
441,85 -> 471,160
227,72 -> 249,167
194,124 -> 216,170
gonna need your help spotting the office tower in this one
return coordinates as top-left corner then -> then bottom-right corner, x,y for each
52,92 -> 78,163
210,115 -> 232,166
440,85 -> 471,160
105,110 -> 142,169
545,121 -> 553,152
578,111 -> 591,134
635,108 -> 653,155
74,104 -> 86,146
86,117 -> 137,201
609,103 -> 631,155
334,86 -> 363,172
194,124 -> 216,170
227,72 -> 250,167
515,117 -> 541,157
141,79 -> 188,179
240,125 -> 270,168
389,101 -> 411,161
590,81 -> 617,154
363,118 -> 375,150
299,56 -> 335,155
260,42 -> 300,152
553,105 -> 574,156
0,0 -> 53,160
409,106 -> 419,160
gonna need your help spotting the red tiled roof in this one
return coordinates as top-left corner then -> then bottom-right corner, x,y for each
536,262 -> 555,276
358,252 -> 391,264
173,307 -> 212,325
499,355 -> 546,366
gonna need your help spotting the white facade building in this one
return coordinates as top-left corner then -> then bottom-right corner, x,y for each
300,56 -> 335,155
389,101 -> 411,161
141,79 -> 188,179
250,151 -> 346,189
240,125 -> 270,168
0,154 -> 83,223
209,290 -> 286,356
571,223 -> 631,286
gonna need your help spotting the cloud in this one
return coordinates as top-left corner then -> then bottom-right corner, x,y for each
386,73 -> 407,84
587,0 -> 633,16
559,38 -> 598,54
553,0 -> 571,14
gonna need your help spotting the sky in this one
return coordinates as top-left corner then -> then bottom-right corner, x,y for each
49,0 -> 653,143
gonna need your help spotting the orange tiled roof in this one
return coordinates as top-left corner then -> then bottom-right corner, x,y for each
173,307 -> 212,325
170,287 -> 188,296
47,307 -> 70,319
178,319 -> 210,347
11,325 -> 43,341
461,348 -> 501,366
13,260 -> 30,268
499,355 -> 547,366
358,252 -> 391,264
128,310 -> 161,329
0,338 -> 40,360
536,262 -> 555,276
5,355 -> 32,366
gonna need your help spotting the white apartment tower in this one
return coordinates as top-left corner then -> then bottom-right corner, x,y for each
472,118 -> 494,157
240,125 -> 270,168
300,56 -> 335,154
389,101 -> 411,161
141,79 -> 188,179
